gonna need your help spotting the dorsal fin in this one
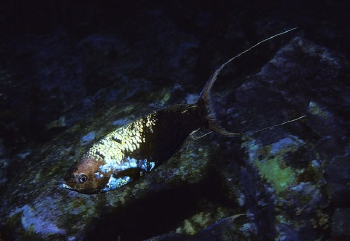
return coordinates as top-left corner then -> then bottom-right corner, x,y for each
198,28 -> 298,137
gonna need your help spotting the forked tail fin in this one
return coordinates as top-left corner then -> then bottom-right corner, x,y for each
198,28 -> 298,136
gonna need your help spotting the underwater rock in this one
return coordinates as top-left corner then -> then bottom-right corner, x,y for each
144,214 -> 257,241
1,3 -> 350,240
325,154 -> 350,207
1,34 -> 349,240
331,208 -> 350,239
220,36 -> 349,240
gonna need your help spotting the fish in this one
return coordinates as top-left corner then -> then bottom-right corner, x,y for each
63,28 -> 298,194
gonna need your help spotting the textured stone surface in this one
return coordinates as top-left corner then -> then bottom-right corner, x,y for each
1,1 -> 350,241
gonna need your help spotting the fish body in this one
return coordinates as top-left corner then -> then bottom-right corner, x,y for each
63,28 -> 297,194
63,103 -> 209,194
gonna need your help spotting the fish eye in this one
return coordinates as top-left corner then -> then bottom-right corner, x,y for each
78,174 -> 88,183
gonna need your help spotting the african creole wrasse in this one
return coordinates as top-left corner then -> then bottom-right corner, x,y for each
63,28 -> 297,194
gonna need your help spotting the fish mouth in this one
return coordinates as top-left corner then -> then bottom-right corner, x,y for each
62,182 -> 73,190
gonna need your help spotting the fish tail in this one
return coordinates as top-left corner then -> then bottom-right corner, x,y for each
198,27 -> 298,137
198,61 -> 240,137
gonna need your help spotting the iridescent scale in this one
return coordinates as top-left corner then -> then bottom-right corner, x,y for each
85,115 -> 157,191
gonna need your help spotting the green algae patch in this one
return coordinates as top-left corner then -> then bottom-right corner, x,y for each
160,91 -> 171,106
254,158 -> 295,194
243,136 -> 304,195
308,101 -> 332,121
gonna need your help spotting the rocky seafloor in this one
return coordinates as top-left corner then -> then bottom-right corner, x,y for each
1,1 -> 350,241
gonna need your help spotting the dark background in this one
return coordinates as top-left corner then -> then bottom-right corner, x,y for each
1,0 -> 349,151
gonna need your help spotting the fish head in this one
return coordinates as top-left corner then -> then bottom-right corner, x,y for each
63,156 -> 111,194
